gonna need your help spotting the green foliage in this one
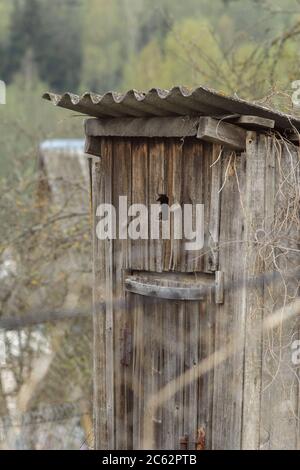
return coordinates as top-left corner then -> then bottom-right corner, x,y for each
0,0 -> 299,177
123,11 -> 300,100
80,0 -> 128,92
2,0 -> 83,91
1,0 -> 300,95
0,0 -> 12,42
36,0 -> 83,91
0,77 -> 82,177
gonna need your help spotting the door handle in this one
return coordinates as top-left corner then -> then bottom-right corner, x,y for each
125,277 -> 207,301
125,272 -> 224,303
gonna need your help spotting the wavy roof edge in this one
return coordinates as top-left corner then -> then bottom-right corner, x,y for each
43,85 -> 300,132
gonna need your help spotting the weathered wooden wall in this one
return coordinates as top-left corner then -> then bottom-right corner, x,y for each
91,132 -> 299,450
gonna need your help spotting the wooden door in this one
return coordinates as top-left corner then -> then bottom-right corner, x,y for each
92,136 -> 223,449
125,272 -> 217,450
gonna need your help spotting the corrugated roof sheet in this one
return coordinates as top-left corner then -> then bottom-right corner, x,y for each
43,85 -> 300,132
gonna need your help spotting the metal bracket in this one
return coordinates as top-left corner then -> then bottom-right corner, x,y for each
215,271 -> 224,304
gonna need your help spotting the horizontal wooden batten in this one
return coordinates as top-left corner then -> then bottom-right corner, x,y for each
85,116 -> 251,156
227,115 -> 275,130
197,117 -> 247,151
85,116 -> 201,139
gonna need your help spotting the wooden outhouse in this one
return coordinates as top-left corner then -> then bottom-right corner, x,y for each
44,86 -> 300,450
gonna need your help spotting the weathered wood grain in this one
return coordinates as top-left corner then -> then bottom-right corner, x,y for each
85,116 -> 200,139
92,131 -> 298,450
215,271 -> 224,304
125,276 -> 210,300
197,117 -> 247,151
241,132 -> 266,450
132,293 -> 144,449
92,156 -> 108,450
161,298 -> 178,449
113,139 -> 132,449
259,137 -> 299,449
174,302 -> 185,450
182,140 -> 204,272
85,135 -> 101,156
164,139 -> 184,271
101,139 -> 115,450
184,301 -> 200,449
148,139 -> 166,272
198,299 -> 215,449
259,135 -> 276,450
206,144 -> 222,272
151,299 -> 163,449
212,149 -> 247,449
229,115 -> 275,130
130,140 -> 149,271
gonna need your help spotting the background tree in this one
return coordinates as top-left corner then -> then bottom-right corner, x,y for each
2,0 -> 83,91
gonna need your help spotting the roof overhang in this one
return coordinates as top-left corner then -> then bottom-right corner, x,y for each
43,85 -> 300,134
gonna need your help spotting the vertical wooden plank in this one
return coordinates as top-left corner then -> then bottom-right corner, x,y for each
242,132 -> 266,449
173,302 -> 185,450
130,139 -> 149,448
112,139 -> 132,449
148,139 -> 166,272
142,297 -> 158,449
132,293 -> 144,449
198,299 -> 215,449
182,140 -> 204,272
154,302 -> 164,449
92,155 -> 108,450
212,150 -> 247,449
131,140 -> 149,271
183,140 -> 216,448
259,135 -> 276,450
123,289 -> 134,450
164,139 -> 183,271
206,144 -> 222,272
202,143 -> 212,274
101,138 -> 115,450
184,301 -> 200,449
161,299 -> 178,449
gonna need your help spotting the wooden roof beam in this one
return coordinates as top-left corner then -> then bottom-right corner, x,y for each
226,115 -> 275,130
84,115 -> 273,154
197,117 -> 247,151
